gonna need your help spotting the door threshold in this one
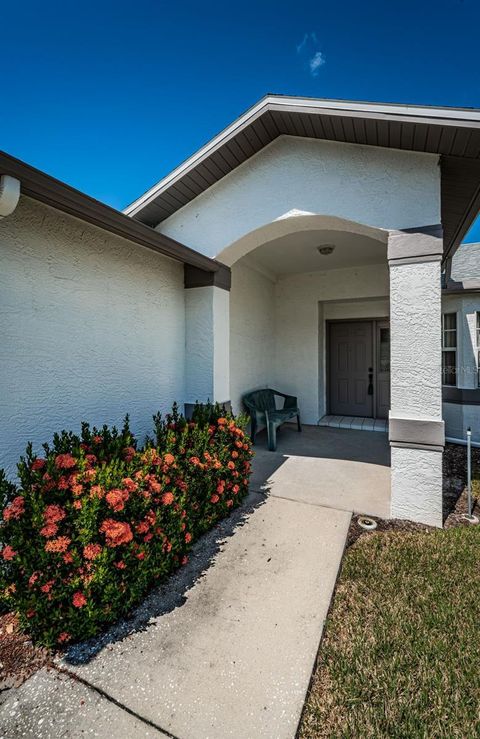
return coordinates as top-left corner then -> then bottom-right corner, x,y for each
318,415 -> 388,433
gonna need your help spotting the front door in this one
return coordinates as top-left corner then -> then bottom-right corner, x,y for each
329,321 -> 374,417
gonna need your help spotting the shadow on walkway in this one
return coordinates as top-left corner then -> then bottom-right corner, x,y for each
63,491 -> 266,666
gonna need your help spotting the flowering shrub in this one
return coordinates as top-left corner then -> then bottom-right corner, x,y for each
0,405 -> 252,646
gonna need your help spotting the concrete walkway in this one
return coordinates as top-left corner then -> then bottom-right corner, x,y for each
1,431 -> 358,739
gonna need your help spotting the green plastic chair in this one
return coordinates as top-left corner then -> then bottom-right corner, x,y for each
242,388 -> 301,451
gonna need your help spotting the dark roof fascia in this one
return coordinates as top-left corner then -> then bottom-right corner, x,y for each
0,150 -> 229,278
442,278 -> 480,294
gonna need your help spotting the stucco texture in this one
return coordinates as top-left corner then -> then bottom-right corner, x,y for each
157,136 -> 440,259
391,446 -> 443,527
390,260 -> 442,419
0,197 -> 185,477
229,261 -> 276,415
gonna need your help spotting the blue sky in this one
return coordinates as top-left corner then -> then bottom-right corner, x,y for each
2,0 -> 480,240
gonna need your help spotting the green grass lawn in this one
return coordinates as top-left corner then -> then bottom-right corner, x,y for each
300,526 -> 480,738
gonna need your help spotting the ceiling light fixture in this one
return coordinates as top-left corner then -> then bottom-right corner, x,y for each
317,244 -> 335,255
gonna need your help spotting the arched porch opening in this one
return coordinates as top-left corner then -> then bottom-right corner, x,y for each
221,214 -> 389,424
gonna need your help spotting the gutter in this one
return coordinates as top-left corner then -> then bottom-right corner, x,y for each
0,150 -> 230,283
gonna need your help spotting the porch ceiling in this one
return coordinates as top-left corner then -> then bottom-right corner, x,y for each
242,229 -> 387,277
125,95 -> 480,257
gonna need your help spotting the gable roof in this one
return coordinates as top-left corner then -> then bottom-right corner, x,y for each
125,94 -> 480,258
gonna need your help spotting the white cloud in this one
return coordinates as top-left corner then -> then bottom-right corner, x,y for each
296,32 -> 326,76
309,51 -> 326,76
296,33 -> 308,54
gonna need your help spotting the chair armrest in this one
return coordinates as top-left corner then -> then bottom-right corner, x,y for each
283,394 -> 298,410
271,389 -> 298,409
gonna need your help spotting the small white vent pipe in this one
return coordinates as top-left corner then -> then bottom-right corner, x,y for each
0,175 -> 20,218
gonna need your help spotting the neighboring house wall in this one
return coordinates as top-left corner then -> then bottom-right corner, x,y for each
451,242 -> 480,280
442,291 -> 480,441
441,243 -> 480,442
229,260 -> 276,415
157,136 -> 441,259
0,197 -> 185,478
274,264 -> 389,424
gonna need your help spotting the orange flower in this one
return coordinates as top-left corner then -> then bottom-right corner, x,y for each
83,543 -> 102,560
163,453 -> 175,466
90,484 -> 104,499
106,488 -> 129,512
3,496 -> 25,521
45,536 -> 71,553
44,504 -> 66,524
210,494 -> 219,504
161,492 -> 174,505
55,453 -> 76,470
122,477 -> 138,493
72,591 -> 87,608
40,580 -> 55,594
58,632 -> 71,643
73,500 -> 82,510
40,523 -> 58,538
185,532 -> 192,544
217,418 -> 227,426
1,545 -> 17,561
231,451 -> 239,459
123,446 -> 136,462
63,552 -> 74,564
232,484 -> 240,494
226,499 -> 234,507
227,461 -> 235,470
100,519 -> 133,547
31,458 -> 46,471
92,435 -> 103,444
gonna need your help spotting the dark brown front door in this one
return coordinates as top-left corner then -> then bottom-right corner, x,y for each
329,321 -> 374,417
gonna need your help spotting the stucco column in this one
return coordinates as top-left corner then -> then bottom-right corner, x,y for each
388,225 -> 444,527
184,283 -> 230,410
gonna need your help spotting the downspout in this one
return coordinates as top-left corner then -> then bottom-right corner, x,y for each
0,175 -> 20,218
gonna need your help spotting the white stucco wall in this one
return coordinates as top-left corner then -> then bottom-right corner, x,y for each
274,264 -> 389,424
391,446 -> 443,526
0,197 -> 185,478
157,136 -> 441,259
185,285 -> 230,405
390,260 -> 442,419
229,260 -> 276,415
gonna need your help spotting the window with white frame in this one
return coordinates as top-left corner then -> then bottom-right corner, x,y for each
442,313 -> 457,386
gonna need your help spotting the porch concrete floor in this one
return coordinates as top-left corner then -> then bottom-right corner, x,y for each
251,423 -> 391,519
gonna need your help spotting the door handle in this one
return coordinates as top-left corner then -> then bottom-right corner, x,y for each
367,367 -> 373,395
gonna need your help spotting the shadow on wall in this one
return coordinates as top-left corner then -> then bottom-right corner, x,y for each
62,491 -> 267,666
